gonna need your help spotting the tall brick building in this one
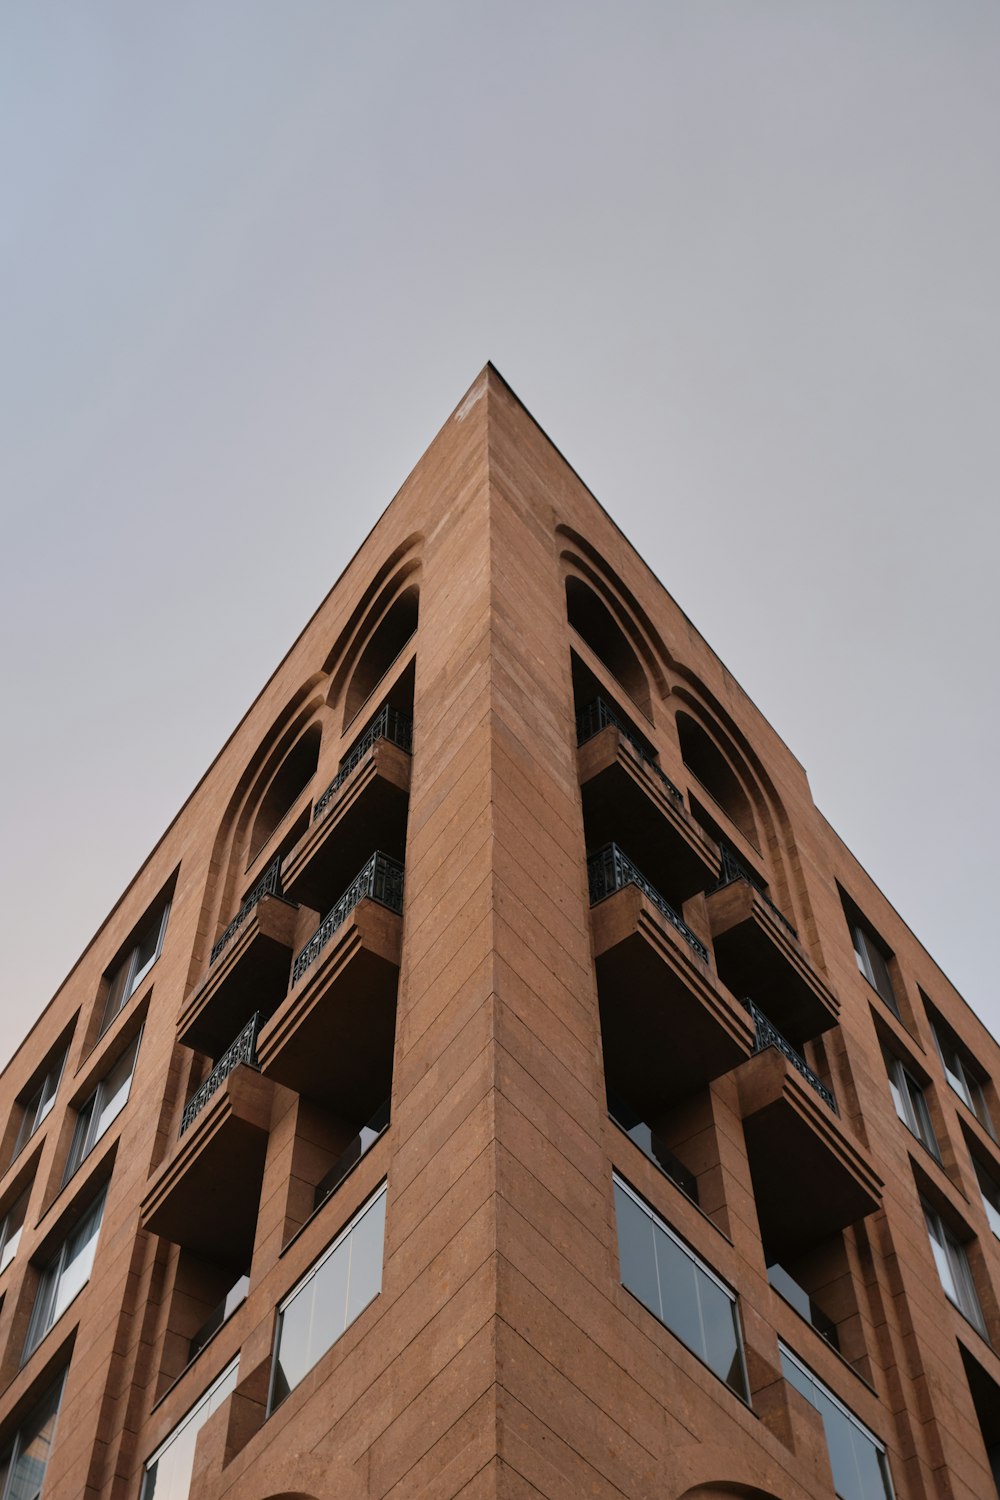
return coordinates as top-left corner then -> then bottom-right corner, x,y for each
1,367 -> 998,1500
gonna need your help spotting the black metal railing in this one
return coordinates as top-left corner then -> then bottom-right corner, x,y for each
292,852 -> 404,985
180,1014 -> 261,1135
607,1094 -> 699,1202
714,846 -> 798,938
314,1098 -> 391,1211
575,697 -> 683,803
210,856 -> 284,965
587,843 -> 709,963
188,1274 -> 250,1363
744,999 -> 836,1112
313,705 -> 413,822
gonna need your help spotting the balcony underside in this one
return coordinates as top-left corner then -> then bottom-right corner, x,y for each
256,900 -> 402,1115
592,884 -> 754,1113
281,740 -> 411,911
178,896 -> 299,1057
578,727 -> 719,903
735,1047 -> 882,1262
140,1068 -> 272,1263
705,881 -> 839,1045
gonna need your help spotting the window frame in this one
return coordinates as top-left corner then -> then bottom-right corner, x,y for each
22,1186 -> 107,1362
11,1045 -> 68,1163
973,1156 -> 1000,1241
612,1173 -> 749,1401
922,1198 -> 987,1336
884,1049 -> 939,1160
779,1341 -> 895,1499
99,902 -> 170,1037
0,1188 -> 30,1276
0,1369 -> 65,1500
268,1181 -> 387,1413
140,1357 -> 238,1500
63,1029 -> 143,1185
931,1018 -> 994,1137
850,918 -> 899,1015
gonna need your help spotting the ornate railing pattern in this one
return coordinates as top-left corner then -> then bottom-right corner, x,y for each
314,1098 -> 391,1210
744,999 -> 836,1113
715,847 -> 798,939
576,697 -> 684,803
180,1014 -> 260,1135
313,705 -> 413,822
292,852 -> 404,985
210,856 -> 283,965
587,843 -> 709,963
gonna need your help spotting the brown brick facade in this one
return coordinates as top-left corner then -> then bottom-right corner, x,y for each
0,367 -> 998,1500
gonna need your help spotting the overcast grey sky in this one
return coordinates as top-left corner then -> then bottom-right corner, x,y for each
1,2 -> 998,1067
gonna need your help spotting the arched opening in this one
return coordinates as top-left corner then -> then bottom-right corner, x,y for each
566,576 -> 651,716
677,712 -> 756,846
342,587 -> 418,730
248,724 -> 321,860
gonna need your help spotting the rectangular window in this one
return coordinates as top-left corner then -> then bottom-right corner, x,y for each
23,1188 -> 107,1362
613,1174 -> 748,1399
100,901 -> 170,1036
140,1358 -> 238,1500
931,1018 -> 994,1136
0,1370 -> 65,1500
780,1343 -> 893,1500
270,1183 -> 387,1410
974,1158 -> 1000,1241
923,1200 -> 987,1335
11,1045 -> 68,1162
883,1050 -> 939,1159
0,1188 -> 29,1276
850,920 -> 898,1014
63,1031 -> 142,1184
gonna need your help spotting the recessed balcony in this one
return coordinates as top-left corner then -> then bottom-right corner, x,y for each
705,868 -> 839,1046
281,707 -> 412,911
577,700 -> 720,903
177,893 -> 299,1057
588,844 -> 754,1112
141,1051 -> 273,1265
256,853 -> 403,1113
734,1043 -> 882,1264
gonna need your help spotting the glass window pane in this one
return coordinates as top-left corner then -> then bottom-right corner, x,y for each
101,957 -> 133,1033
307,1235 -> 351,1364
272,1281 -> 314,1406
698,1272 -> 745,1396
141,1359 -> 237,1500
129,913 -> 164,997
52,1196 -> 104,1323
4,1373 -> 64,1500
653,1221 -> 702,1355
780,1346 -> 892,1500
94,1036 -> 140,1139
345,1188 -> 386,1322
0,1189 -> 29,1275
614,1181 -> 661,1318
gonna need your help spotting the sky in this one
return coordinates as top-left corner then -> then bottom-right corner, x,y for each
1,2 -> 998,1068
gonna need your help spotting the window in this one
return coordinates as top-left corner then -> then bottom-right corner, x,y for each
923,1199 -> 987,1335
11,1044 -> 67,1161
0,1370 -> 65,1500
932,1017 -> 994,1135
974,1158 -> 1000,1241
100,901 -> 170,1035
23,1188 -> 106,1361
780,1343 -> 893,1500
63,1032 -> 142,1184
849,916 -> 898,1015
270,1183 -> 386,1410
140,1358 -> 238,1500
613,1174 -> 748,1399
883,1050 -> 939,1159
0,1189 -> 29,1275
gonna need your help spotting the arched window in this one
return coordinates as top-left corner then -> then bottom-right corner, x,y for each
677,713 -> 756,845
565,577 -> 650,716
249,725 -> 321,860
342,588 -> 418,729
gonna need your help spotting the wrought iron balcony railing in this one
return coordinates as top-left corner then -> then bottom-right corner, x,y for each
180,1013 -> 261,1136
576,697 -> 683,803
210,856 -> 284,966
744,999 -> 836,1113
292,851 -> 404,985
587,843 -> 709,963
714,846 -> 798,939
313,705 -> 413,822
314,1098 -> 391,1211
